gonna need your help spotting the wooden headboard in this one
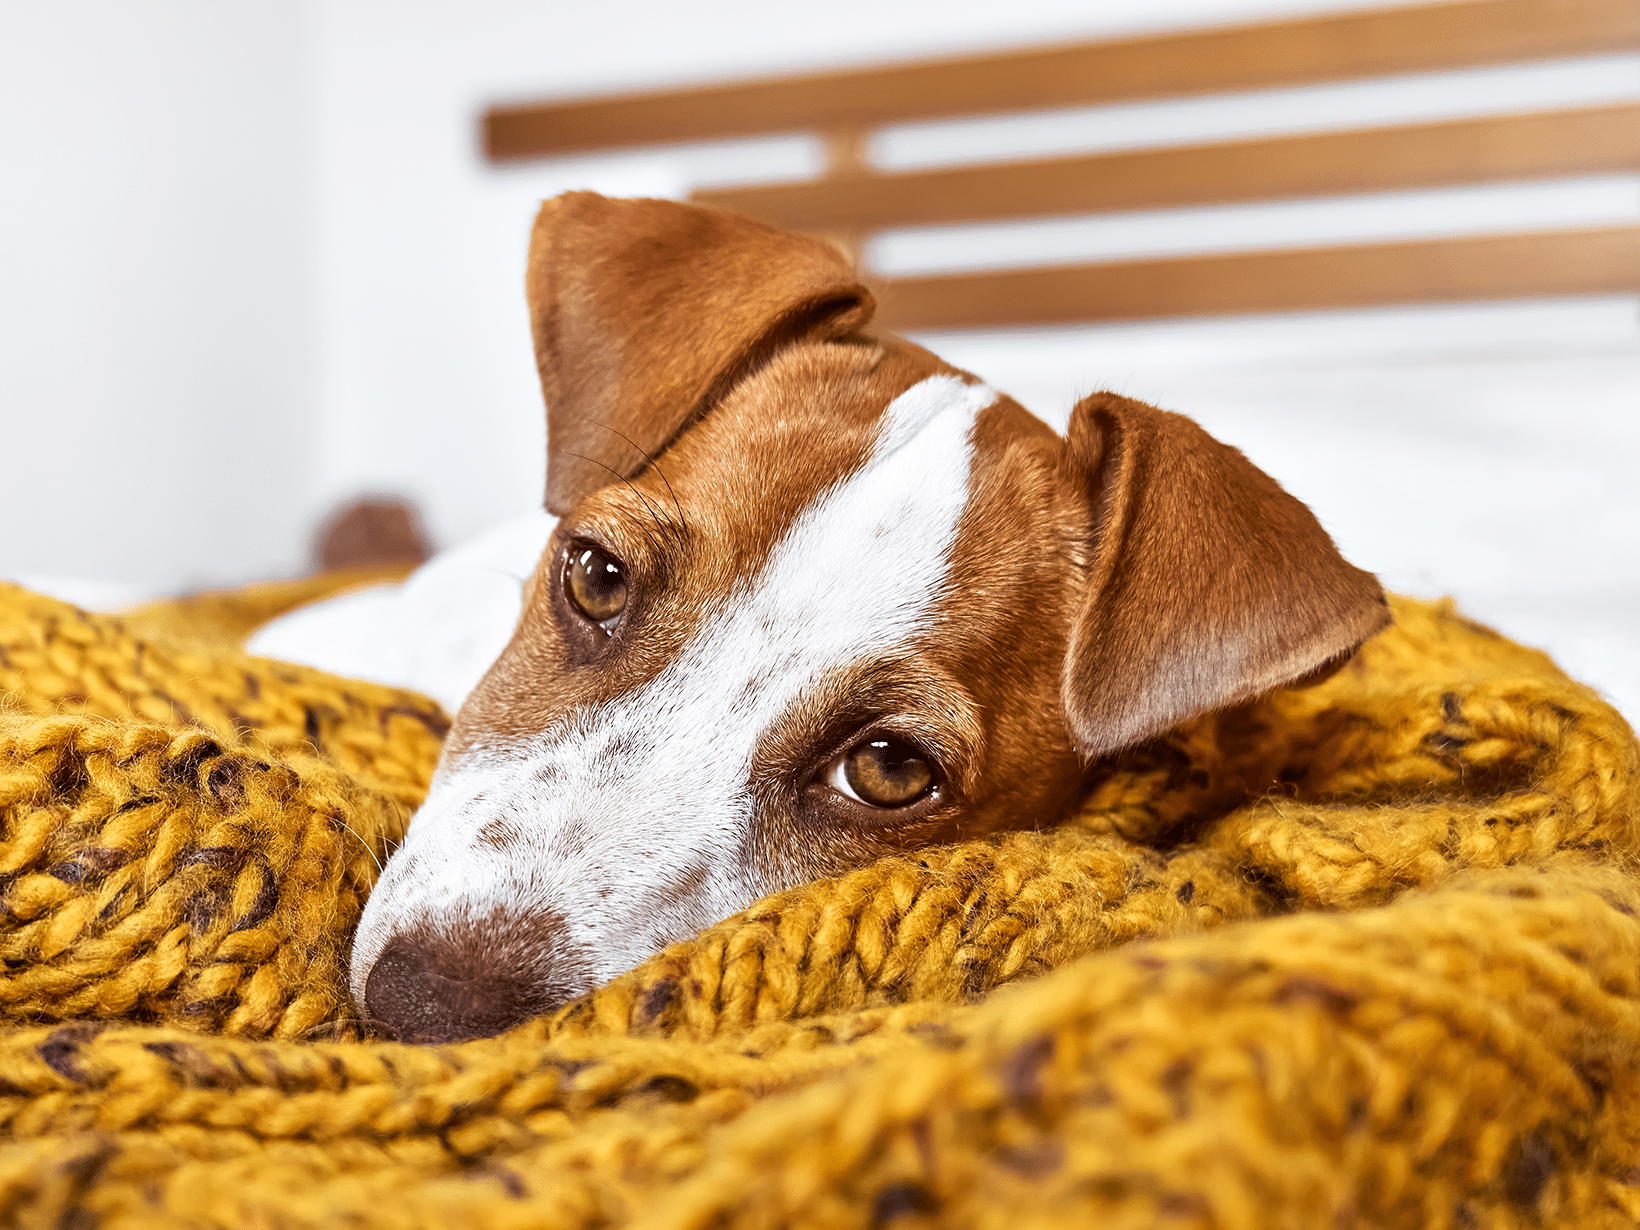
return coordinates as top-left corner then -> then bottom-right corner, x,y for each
483,0 -> 1640,331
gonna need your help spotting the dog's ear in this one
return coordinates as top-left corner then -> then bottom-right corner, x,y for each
1062,391 -> 1390,758
527,192 -> 875,514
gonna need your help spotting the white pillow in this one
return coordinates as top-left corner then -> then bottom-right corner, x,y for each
246,511 -> 557,715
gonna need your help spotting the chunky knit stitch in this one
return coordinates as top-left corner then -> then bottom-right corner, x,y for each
0,579 -> 1636,1227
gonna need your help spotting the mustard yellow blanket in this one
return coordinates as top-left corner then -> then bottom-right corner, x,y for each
0,579 -> 1636,1228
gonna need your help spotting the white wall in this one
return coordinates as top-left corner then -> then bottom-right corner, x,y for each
0,1 -> 314,594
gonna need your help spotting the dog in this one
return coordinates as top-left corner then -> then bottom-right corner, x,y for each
344,191 -> 1389,1044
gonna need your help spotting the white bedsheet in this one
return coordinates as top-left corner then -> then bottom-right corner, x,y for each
243,511 -> 556,715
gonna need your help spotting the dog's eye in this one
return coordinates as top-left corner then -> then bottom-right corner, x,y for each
828,737 -> 936,809
564,544 -> 627,629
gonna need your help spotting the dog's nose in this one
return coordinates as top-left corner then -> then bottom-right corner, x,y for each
362,931 -> 563,1044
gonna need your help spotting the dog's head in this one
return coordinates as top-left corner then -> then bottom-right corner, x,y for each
350,192 -> 1388,1043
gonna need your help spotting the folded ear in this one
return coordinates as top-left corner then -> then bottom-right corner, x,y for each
527,192 -> 875,514
1062,391 -> 1390,758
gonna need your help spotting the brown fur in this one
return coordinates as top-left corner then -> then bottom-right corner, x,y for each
528,193 -> 874,513
461,191 -> 1389,882
374,192 -> 1390,1039
1062,393 -> 1390,756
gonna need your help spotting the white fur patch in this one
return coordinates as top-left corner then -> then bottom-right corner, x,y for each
351,375 -> 997,1003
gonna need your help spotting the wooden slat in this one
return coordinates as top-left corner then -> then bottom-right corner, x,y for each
484,0 -> 1640,161
695,104 -> 1640,232
870,226 -> 1640,329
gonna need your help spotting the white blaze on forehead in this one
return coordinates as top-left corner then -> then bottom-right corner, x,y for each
351,375 -> 998,999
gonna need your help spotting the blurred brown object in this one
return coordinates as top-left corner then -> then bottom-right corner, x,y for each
316,499 -> 430,572
483,0 -> 1640,329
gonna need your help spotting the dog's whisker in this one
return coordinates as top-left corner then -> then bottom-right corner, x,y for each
309,1009 -> 402,1043
591,418 -> 688,535
297,1016 -> 370,1043
577,425 -> 681,554
561,450 -> 669,558
472,564 -> 526,587
337,818 -> 385,875
354,1012 -> 400,1039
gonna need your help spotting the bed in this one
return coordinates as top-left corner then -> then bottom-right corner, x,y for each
3,3 -> 1640,1225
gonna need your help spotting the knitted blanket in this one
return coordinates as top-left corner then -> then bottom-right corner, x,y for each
0,579 -> 1636,1229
